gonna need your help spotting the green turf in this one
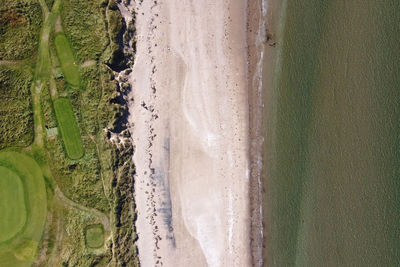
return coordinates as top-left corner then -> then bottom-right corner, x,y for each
0,151 -> 47,266
0,166 -> 27,243
53,97 -> 84,159
85,224 -> 104,249
54,34 -> 80,87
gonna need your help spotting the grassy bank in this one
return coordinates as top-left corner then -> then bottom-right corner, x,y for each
264,0 -> 400,266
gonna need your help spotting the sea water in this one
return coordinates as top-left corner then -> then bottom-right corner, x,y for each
263,1 -> 400,265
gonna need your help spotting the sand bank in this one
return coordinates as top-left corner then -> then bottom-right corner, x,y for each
122,0 -> 253,266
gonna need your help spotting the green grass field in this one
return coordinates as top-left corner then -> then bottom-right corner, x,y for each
0,166 -> 27,243
53,97 -> 84,159
85,224 -> 104,249
0,151 -> 47,266
54,34 -> 80,87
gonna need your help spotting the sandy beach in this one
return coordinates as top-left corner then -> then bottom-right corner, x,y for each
120,0 -> 254,266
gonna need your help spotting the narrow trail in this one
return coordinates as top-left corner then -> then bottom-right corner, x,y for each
38,0 -> 50,19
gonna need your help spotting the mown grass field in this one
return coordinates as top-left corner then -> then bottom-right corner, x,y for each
0,151 -> 47,266
0,166 -> 27,243
54,34 -> 80,87
85,224 -> 104,249
53,97 -> 84,159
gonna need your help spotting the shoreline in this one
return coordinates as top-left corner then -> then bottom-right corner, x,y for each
247,0 -> 283,265
257,1 -> 400,265
114,0 -> 284,265
246,0 -> 264,266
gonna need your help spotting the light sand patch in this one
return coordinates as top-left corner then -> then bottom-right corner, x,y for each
81,60 -> 96,68
0,60 -> 24,66
125,0 -> 251,266
55,16 -> 62,33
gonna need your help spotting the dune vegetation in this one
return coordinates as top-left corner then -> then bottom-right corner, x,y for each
0,0 -> 138,265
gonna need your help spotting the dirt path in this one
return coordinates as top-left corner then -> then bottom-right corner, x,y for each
54,16 -> 62,33
0,60 -> 24,66
32,82 -> 44,146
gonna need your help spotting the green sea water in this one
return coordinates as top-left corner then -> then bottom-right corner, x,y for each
263,0 -> 400,266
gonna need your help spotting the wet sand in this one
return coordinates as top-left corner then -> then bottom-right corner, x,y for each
123,0 -> 252,266
246,0 -> 283,266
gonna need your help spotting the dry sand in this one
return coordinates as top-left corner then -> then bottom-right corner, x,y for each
122,0 -> 254,266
